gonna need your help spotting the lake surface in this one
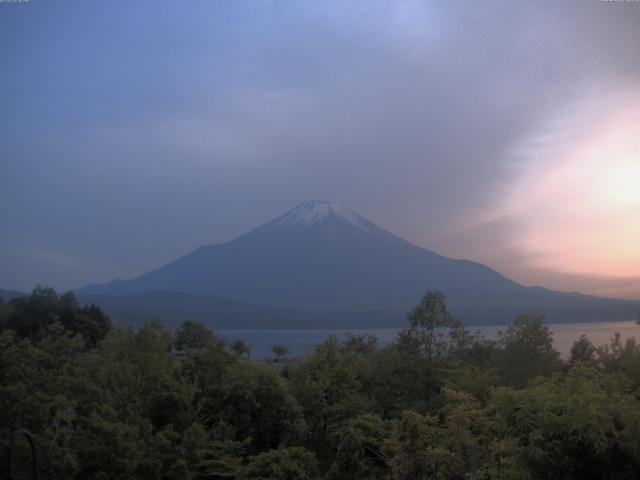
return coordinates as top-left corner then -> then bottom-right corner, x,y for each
219,321 -> 640,360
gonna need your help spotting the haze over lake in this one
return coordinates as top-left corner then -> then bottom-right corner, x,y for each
220,320 -> 640,360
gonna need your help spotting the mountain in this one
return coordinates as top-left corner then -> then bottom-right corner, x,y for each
0,288 -> 27,302
78,200 -> 638,327
77,291 -> 404,329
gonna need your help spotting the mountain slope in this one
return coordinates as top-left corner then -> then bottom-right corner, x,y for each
76,290 -> 407,329
0,289 -> 28,302
78,201 -> 638,326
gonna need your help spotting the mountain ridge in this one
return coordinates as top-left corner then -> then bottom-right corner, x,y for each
0,288 -> 28,302
77,201 -> 638,327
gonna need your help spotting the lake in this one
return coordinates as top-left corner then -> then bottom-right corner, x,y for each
219,320 -> 640,360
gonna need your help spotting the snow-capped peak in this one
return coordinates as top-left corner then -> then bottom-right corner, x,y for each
257,200 -> 372,234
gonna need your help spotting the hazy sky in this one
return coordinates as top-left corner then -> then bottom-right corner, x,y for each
1,1 -> 639,299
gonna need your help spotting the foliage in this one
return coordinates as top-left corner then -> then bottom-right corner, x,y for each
569,334 -> 598,367
230,339 -> 251,357
174,319 -> 218,351
492,365 -> 640,479
6,286 -> 111,347
496,313 -> 562,387
287,336 -> 371,465
239,447 -> 319,480
326,413 -> 389,480
1,288 -> 640,479
272,344 -> 289,362
598,333 -> 640,388
400,291 -> 457,362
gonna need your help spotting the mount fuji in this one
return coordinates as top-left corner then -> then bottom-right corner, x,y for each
77,201 -> 637,328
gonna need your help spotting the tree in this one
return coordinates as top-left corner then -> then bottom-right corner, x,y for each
288,337 -> 371,459
6,286 -> 111,347
398,291 -> 457,386
272,343 -> 289,362
492,365 -> 640,479
327,414 -> 389,480
79,302 -> 112,344
597,333 -> 640,388
496,314 -> 561,387
447,324 -> 497,367
342,333 -> 378,355
384,390 -> 515,480
239,447 -> 319,480
230,339 -> 251,358
385,410 -> 438,480
404,292 -> 455,355
6,286 -> 61,340
0,296 -> 9,330
6,282 -> 640,479
569,334 -> 597,367
174,320 -> 216,351
216,362 -> 304,452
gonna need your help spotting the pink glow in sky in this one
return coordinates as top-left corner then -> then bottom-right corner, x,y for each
502,88 -> 640,294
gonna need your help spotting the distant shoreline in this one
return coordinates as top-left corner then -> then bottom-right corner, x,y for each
218,320 -> 640,360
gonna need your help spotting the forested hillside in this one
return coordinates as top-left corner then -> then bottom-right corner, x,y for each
2,288 -> 640,479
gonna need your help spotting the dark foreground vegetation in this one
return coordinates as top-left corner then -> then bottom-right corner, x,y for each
2,287 -> 640,479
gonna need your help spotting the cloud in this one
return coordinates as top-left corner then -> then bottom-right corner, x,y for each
1,1 -> 640,295
426,86 -> 640,299
501,88 -> 640,275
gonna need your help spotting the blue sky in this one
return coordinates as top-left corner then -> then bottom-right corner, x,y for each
1,1 -> 640,298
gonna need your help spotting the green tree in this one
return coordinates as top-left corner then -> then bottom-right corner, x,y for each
0,296 -> 10,330
342,333 -> 378,355
217,362 -> 304,452
327,413 -> 390,480
272,343 -> 289,362
230,339 -> 251,358
597,333 -> 640,388
569,334 -> 597,367
400,291 -> 457,378
174,319 -> 217,351
384,389 -> 515,480
239,447 -> 319,480
385,410 -> 438,480
492,364 -> 640,479
496,314 -> 561,387
288,337 -> 371,461
6,286 -> 111,347
6,286 -> 62,340
6,283 -> 640,479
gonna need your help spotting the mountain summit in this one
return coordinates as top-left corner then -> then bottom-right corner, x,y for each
245,200 -> 386,244
256,200 -> 372,233
78,201 -> 637,327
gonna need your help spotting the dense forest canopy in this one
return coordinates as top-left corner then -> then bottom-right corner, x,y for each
2,287 -> 640,479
